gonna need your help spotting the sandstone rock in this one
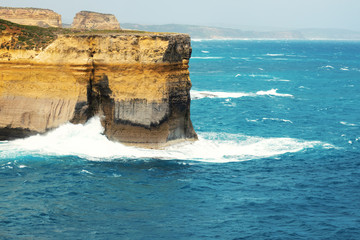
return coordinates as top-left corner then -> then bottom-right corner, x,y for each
0,23 -> 197,148
0,7 -> 62,28
71,11 -> 121,30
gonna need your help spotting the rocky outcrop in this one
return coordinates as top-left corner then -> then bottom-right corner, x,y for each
0,24 -> 197,148
71,11 -> 121,30
0,7 -> 61,28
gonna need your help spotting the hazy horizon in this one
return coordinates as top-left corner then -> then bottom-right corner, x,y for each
1,0 -> 360,32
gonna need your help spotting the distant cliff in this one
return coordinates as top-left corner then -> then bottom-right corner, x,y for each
72,11 -> 121,30
122,23 -> 360,40
0,20 -> 197,148
0,7 -> 61,28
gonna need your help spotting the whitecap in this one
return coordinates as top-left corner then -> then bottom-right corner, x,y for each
320,65 -> 335,70
236,74 -> 272,79
201,50 -> 209,53
246,118 -> 293,124
262,118 -> 293,124
0,118 -> 333,163
191,90 -> 255,99
246,118 -> 259,123
221,99 -> 237,107
256,89 -> 294,98
340,67 -> 349,71
191,89 -> 293,99
265,78 -> 290,82
266,53 -> 285,57
192,56 -> 222,60
340,121 -> 357,126
81,169 -> 93,175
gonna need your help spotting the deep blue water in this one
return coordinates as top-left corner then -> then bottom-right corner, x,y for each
1,40 -> 360,239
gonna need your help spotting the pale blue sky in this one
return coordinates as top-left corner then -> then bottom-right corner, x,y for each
1,0 -> 359,31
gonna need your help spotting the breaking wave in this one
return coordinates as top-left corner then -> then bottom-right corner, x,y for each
191,88 -> 293,99
0,117 -> 332,163
191,57 -> 224,60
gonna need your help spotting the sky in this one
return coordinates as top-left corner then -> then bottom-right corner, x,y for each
1,0 -> 360,31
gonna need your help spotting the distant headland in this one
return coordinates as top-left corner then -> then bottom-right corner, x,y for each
121,23 -> 360,40
0,7 -> 121,30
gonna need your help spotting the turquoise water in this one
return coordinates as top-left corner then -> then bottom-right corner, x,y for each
1,40 -> 360,239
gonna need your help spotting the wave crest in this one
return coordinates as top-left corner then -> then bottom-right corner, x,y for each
191,89 -> 293,99
0,118 -> 332,163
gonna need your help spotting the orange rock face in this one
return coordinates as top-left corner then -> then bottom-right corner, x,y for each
0,23 -> 197,147
0,7 -> 62,28
71,11 -> 121,30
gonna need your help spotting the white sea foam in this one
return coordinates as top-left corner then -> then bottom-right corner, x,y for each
249,74 -> 272,78
320,65 -> 335,70
262,118 -> 293,123
340,121 -> 357,126
246,118 -> 293,124
298,86 -> 310,89
245,118 -> 259,123
265,78 -> 290,82
201,50 -> 210,53
266,53 -> 285,57
81,169 -> 93,175
340,67 -> 349,71
256,89 -> 294,97
0,117 -> 333,163
191,57 -> 224,60
234,74 -> 289,82
191,90 -> 254,99
191,88 -> 293,99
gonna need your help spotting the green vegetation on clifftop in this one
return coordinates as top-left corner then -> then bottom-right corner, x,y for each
0,19 -> 157,51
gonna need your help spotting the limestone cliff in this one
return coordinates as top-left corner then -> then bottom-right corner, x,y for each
0,7 -> 62,28
71,11 -> 121,30
0,22 -> 197,148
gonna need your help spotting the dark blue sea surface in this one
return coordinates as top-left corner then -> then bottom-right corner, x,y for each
1,40 -> 360,239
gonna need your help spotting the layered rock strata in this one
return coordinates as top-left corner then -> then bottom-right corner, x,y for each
0,31 -> 197,147
71,11 -> 121,30
0,7 -> 62,28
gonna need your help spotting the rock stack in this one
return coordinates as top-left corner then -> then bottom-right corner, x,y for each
71,11 -> 121,30
0,7 -> 62,28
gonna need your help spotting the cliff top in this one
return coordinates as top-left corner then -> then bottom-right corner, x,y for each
0,6 -> 55,11
0,19 -> 185,50
76,10 -> 116,16
71,10 -> 121,30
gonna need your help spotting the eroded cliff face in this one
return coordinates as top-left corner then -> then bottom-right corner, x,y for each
0,7 -> 62,28
71,11 -> 121,30
0,32 -> 197,147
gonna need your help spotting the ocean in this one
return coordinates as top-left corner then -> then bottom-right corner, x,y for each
1,40 -> 360,239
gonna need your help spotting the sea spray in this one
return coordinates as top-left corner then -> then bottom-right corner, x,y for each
0,117 -> 332,163
191,88 -> 293,99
